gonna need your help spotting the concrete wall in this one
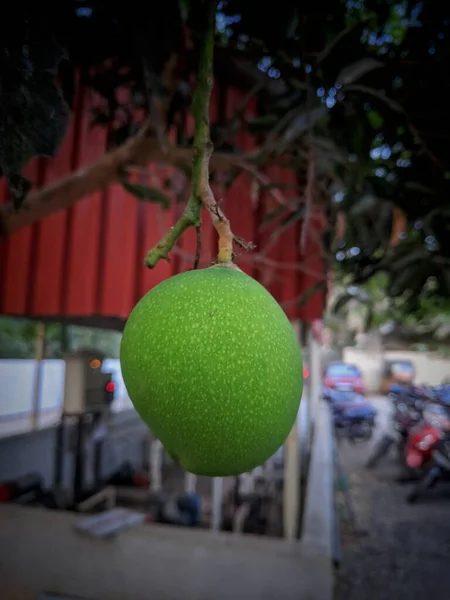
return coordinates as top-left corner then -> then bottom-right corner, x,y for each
0,358 -> 131,417
343,347 -> 450,392
0,400 -> 335,600
0,409 -> 150,488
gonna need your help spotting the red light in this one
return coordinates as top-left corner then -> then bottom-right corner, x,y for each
106,382 -> 116,393
303,368 -> 309,379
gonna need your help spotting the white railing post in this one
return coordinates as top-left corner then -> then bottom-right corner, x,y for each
211,477 -> 223,532
283,418 -> 299,540
149,439 -> 163,493
31,322 -> 46,431
308,323 -> 322,431
184,472 -> 197,493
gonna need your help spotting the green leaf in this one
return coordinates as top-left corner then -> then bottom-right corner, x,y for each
121,181 -> 171,209
367,110 -> 384,129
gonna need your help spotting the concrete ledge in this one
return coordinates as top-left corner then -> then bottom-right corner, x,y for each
299,400 -> 334,599
1,504 -> 329,600
0,405 -> 336,600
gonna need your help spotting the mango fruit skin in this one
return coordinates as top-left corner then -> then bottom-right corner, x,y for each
120,266 -> 303,477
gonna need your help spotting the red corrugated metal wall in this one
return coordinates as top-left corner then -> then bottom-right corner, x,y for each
0,83 -> 326,327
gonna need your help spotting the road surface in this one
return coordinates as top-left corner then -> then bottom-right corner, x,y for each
335,396 -> 450,600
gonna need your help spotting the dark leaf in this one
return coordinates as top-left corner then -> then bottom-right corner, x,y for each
0,46 -> 70,207
270,209 -> 304,242
121,181 -> 171,208
311,136 -> 349,165
247,114 -> 279,134
344,84 -> 403,113
403,181 -> 434,194
348,194 -> 378,216
261,197 -> 302,226
296,280 -> 327,307
332,294 -> 353,314
317,27 -> 359,64
317,21 -> 369,64
336,58 -> 383,86
174,159 -> 192,179
387,263 -> 429,297
364,305 -> 374,332
280,107 -> 328,147
384,248 -> 428,273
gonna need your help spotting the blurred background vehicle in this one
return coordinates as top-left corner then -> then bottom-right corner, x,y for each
323,362 -> 365,397
326,390 -> 377,443
380,359 -> 415,395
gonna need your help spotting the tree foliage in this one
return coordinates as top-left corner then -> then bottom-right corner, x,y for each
1,0 -> 449,310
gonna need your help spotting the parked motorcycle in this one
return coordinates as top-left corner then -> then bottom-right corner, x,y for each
329,391 -> 377,443
366,397 -> 422,470
403,421 -> 442,476
407,432 -> 450,504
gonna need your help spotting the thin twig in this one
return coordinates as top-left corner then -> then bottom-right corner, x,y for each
280,280 -> 327,309
237,162 -> 287,205
193,224 -> 202,269
144,0 -> 254,269
0,119 -> 251,237
300,144 -> 316,253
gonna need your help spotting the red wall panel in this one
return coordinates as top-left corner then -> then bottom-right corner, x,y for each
0,83 -> 326,326
135,164 -> 175,302
31,121 -> 76,315
62,92 -> 107,316
219,89 -> 257,276
97,183 -> 139,318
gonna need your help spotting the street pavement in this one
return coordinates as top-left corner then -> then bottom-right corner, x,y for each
335,395 -> 450,600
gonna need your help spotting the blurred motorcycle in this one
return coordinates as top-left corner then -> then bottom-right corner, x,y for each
366,395 -> 422,470
407,431 -> 450,504
328,391 -> 377,443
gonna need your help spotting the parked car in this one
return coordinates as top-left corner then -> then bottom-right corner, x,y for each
323,362 -> 365,396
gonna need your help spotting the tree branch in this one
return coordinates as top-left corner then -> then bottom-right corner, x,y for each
300,145 -> 316,253
144,0 -> 254,270
0,120 -> 247,237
